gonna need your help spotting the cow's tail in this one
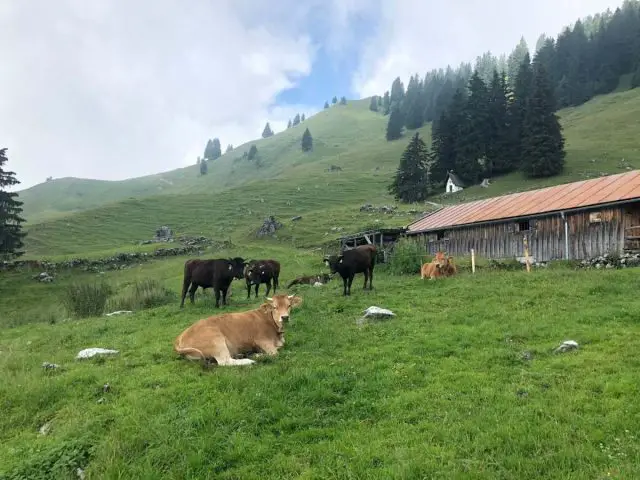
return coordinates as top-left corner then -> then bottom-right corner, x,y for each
286,279 -> 298,288
174,334 -> 206,362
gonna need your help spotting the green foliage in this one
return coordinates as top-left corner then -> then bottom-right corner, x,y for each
382,91 -> 390,114
388,132 -> 431,203
385,105 -> 404,141
225,144 -> 233,153
507,36 -> 530,88
287,119 -> 292,128
301,128 -> 313,152
332,96 -> 337,104
301,113 -> 306,122
339,96 -> 347,105
382,237 -> 424,274
199,157 -> 208,175
324,101 -> 329,109
62,281 -> 113,318
107,279 -> 176,311
403,75 -> 424,129
247,144 -> 258,161
204,138 -> 222,161
292,113 -> 301,126
369,96 -> 378,112
261,122 -> 274,138
0,147 -> 26,260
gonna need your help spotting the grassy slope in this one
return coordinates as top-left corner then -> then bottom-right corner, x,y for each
1,257 -> 640,478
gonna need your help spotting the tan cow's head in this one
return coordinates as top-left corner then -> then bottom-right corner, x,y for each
262,294 -> 303,328
432,251 -> 448,269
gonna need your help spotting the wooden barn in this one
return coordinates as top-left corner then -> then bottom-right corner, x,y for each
404,170 -> 640,262
337,227 -> 407,263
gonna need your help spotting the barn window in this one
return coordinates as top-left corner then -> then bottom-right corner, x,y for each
589,212 -> 602,224
516,220 -> 530,232
436,230 -> 445,240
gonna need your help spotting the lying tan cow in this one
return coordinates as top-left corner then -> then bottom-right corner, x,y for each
174,294 -> 303,366
420,251 -> 448,280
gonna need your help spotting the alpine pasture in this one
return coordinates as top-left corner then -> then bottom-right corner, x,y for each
2,90 -> 640,479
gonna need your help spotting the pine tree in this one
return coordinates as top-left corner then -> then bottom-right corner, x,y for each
382,91 -> 390,114
385,105 -> 404,141
287,119 -> 292,128
389,77 -> 405,111
507,37 -> 530,88
324,101 -> 330,109
292,113 -> 301,126
369,96 -> 379,111
203,139 -> 214,160
301,128 -> 313,152
377,96 -> 382,107
511,52 -> 533,159
0,148 -> 26,260
225,144 -> 233,153
486,70 -> 517,175
210,138 -> 222,160
332,96 -> 338,105
521,62 -> 566,178
199,157 -> 208,175
262,122 -> 274,138
388,132 -> 431,203
430,88 -> 467,185
248,144 -> 258,160
403,74 -> 425,129
301,113 -> 306,121
339,96 -> 347,105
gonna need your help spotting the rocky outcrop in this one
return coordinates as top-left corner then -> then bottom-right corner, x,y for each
256,216 -> 283,237
578,252 -> 640,269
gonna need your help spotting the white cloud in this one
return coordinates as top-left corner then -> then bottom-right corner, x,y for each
352,0 -> 624,97
0,0 -> 323,189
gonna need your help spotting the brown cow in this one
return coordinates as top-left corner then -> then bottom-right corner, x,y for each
420,251 -> 448,280
173,294 -> 303,366
180,257 -> 246,308
287,273 -> 332,288
441,256 -> 457,277
323,244 -> 376,296
245,259 -> 280,298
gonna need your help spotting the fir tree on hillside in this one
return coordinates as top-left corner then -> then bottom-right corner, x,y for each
521,62 -> 566,178
262,122 -> 274,138
248,144 -> 258,161
512,52 -> 533,155
377,96 -> 382,107
292,114 -> 301,126
332,96 -> 338,104
403,74 -> 425,129
301,128 -> 313,152
382,91 -> 390,114
486,70 -> 517,176
0,148 -> 26,260
203,139 -> 214,160
301,113 -> 306,121
287,119 -> 292,128
199,157 -> 208,175
430,88 -> 467,185
385,105 -> 404,141
324,101 -> 330,109
507,37 -> 530,88
206,138 -> 221,160
339,96 -> 347,105
388,132 -> 431,203
369,96 -> 379,111
225,144 -> 233,153
389,77 -> 405,111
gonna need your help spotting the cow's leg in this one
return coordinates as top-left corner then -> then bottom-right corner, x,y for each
188,283 -> 198,304
246,280 -> 251,299
207,335 -> 256,366
180,280 -> 191,308
214,288 -> 222,308
347,274 -> 355,295
273,275 -> 278,292
221,286 -> 228,306
265,279 -> 272,297
254,283 -> 259,298
342,276 -> 348,296
363,270 -> 369,290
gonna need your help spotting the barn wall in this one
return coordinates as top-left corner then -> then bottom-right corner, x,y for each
408,206 -> 630,262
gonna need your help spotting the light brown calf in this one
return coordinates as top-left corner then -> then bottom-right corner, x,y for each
174,294 -> 303,366
420,251 -> 448,280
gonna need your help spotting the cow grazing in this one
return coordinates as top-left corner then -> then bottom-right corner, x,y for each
174,294 -> 303,366
286,273 -> 332,288
323,244 -> 376,296
420,251 -> 449,280
180,257 -> 246,308
245,259 -> 280,298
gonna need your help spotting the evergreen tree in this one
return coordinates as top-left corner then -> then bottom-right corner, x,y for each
262,122 -> 274,138
377,96 -> 382,107
332,96 -> 338,104
388,132 -> 431,203
382,91 -> 390,114
507,37 -> 530,88
521,62 -> 566,178
292,113 -> 301,126
403,74 -> 425,129
385,105 -> 404,141
430,88 -> 467,185
199,157 -> 208,175
301,113 -> 306,121
301,128 -> 313,152
0,148 -> 26,260
486,70 -> 517,175
474,51 -> 498,83
248,144 -> 258,160
339,96 -> 347,105
369,96 -> 379,111
287,119 -> 292,128
511,52 -> 533,158
225,144 -> 233,153
389,77 -> 405,111
210,138 -> 222,160
324,101 -> 330,109
203,139 -> 214,160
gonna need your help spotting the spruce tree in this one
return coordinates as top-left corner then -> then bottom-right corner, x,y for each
301,113 -> 306,121
199,157 -> 208,175
403,74 -> 425,129
301,128 -> 313,152
388,132 -> 430,203
324,101 -> 330,109
292,113 -> 301,126
287,119 -> 292,128
339,96 -> 347,105
369,96 -> 379,111
385,105 -> 404,141
521,62 -> 566,178
248,144 -> 258,161
382,91 -> 390,115
203,139 -> 213,160
486,70 -> 517,175
389,77 -> 405,111
511,52 -> 533,159
262,122 -> 274,138
211,138 -> 222,160
377,96 -> 382,107
225,144 -> 233,153
430,88 -> 467,185
0,148 -> 26,260
332,96 -> 338,105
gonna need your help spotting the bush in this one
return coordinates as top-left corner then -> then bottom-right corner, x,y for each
62,281 -> 113,318
107,279 -> 176,312
384,237 -> 426,275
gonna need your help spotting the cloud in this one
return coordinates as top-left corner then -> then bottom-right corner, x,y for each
0,0 -> 326,189
352,0 -> 623,98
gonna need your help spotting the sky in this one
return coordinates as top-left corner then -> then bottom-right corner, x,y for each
0,0 -> 623,190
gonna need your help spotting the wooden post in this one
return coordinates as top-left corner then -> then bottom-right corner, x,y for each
523,235 -> 531,273
471,248 -> 476,274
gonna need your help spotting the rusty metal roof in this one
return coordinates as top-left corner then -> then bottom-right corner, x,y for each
407,170 -> 640,233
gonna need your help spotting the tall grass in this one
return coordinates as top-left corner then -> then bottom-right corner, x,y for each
62,281 -> 113,318
107,279 -> 176,311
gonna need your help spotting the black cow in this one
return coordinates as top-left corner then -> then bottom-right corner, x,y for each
286,273 -> 332,288
323,244 -> 376,296
180,257 -> 246,308
245,259 -> 280,298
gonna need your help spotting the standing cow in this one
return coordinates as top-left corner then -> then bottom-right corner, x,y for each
323,244 -> 376,296
180,257 -> 246,308
245,259 -> 280,298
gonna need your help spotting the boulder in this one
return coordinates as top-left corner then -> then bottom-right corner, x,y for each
256,216 -> 283,237
554,340 -> 579,353
357,306 -> 396,325
76,348 -> 119,360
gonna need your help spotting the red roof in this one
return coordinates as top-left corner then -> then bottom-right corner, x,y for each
407,170 -> 640,233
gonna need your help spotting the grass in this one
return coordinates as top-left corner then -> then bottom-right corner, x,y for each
2,261 -> 640,478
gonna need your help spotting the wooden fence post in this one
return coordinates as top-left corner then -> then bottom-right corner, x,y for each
471,248 -> 476,274
523,235 -> 531,273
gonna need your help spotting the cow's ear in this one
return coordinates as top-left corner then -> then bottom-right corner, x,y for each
288,294 -> 302,308
228,265 -> 233,271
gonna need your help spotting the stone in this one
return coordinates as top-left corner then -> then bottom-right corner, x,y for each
105,310 -> 133,317
554,340 -> 579,353
313,281 -> 324,287
154,225 -> 173,242
291,216 -> 302,222
42,361 -> 59,370
256,216 -> 283,237
76,348 -> 119,360
357,306 -> 396,325
39,421 -> 52,435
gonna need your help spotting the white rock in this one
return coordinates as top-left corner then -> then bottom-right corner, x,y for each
39,421 -> 52,435
357,306 -> 396,325
105,310 -> 133,317
313,281 -> 324,287
76,348 -> 119,360
554,340 -> 579,353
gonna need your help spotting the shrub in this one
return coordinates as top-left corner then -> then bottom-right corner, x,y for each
107,279 -> 175,312
62,281 -> 113,318
384,237 -> 426,275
